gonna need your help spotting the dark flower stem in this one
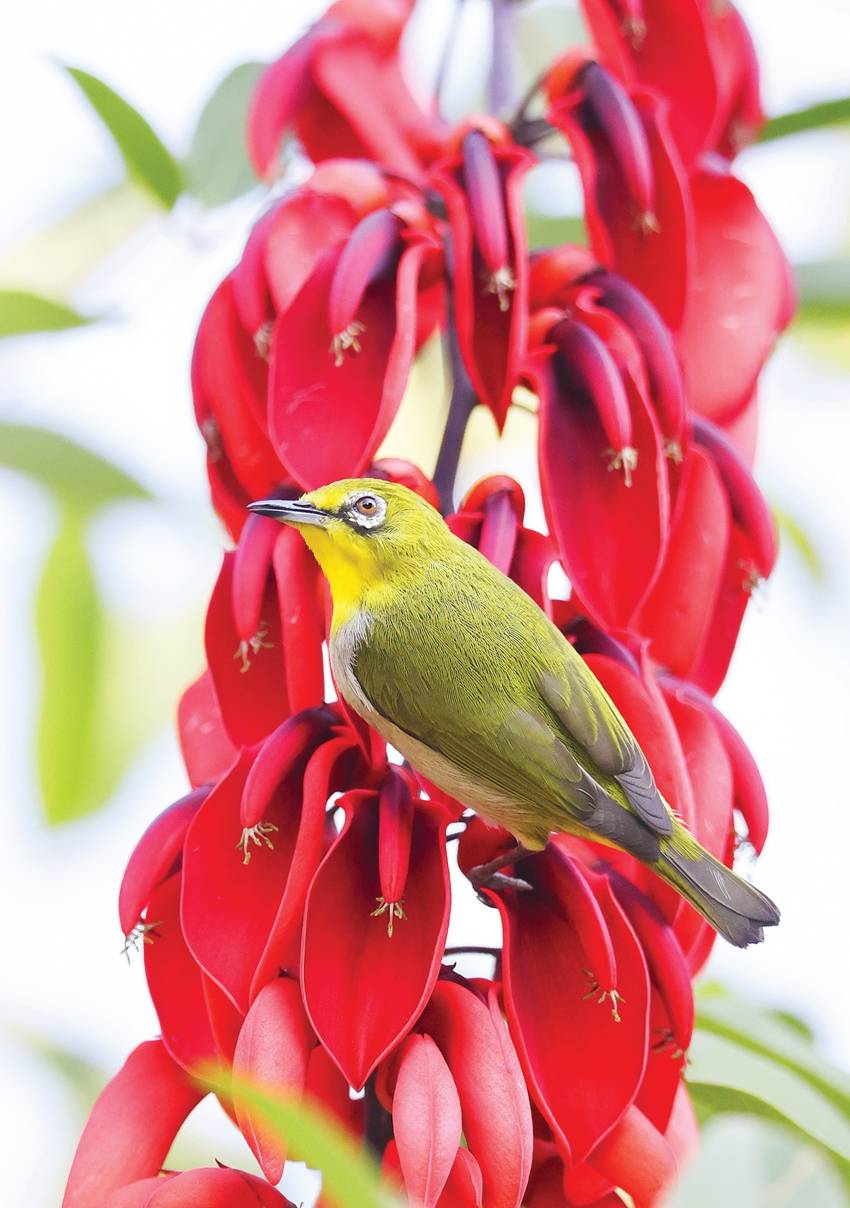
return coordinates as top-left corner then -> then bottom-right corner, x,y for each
433,234 -> 477,515
444,945 -> 502,957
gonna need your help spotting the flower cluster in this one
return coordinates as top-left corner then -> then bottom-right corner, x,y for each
64,2 -> 792,1206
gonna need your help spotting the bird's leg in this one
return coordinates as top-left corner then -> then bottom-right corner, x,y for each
468,843 -> 535,900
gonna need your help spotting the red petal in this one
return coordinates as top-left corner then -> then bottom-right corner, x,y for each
181,750 -> 302,1012
587,1105 -> 677,1208
423,980 -> 533,1208
273,526 -> 327,713
379,769 -> 415,905
433,145 -> 533,428
144,874 -> 218,1072
247,34 -> 318,178
264,190 -> 358,317
479,489 -> 521,576
436,1150 -> 483,1208
232,514 -> 280,642
146,1166 -> 295,1207
250,735 -> 362,999
634,446 -> 730,678
393,1033 -> 462,1208
709,3 -> 764,158
305,1043 -> 364,1136
551,317 -> 633,452
634,995 -> 686,1134
119,787 -> 207,936
675,165 -> 793,424
177,671 -> 238,789
535,355 -> 668,630
574,62 -> 656,216
233,978 -> 315,1184
205,551 -> 289,748
689,525 -> 755,695
328,208 -> 403,334
497,848 -> 649,1164
580,0 -> 718,165
62,1041 -> 203,1208
241,707 -> 336,830
202,973 -> 245,1064
301,796 -> 450,1088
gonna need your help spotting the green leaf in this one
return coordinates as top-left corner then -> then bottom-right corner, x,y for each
200,1069 -> 402,1208
794,259 -> 850,322
686,1030 -> 850,1167
0,422 -> 150,515
0,290 -> 91,336
772,505 -> 827,583
525,210 -> 587,251
759,97 -> 850,144
35,509 -> 104,824
64,66 -> 183,207
185,62 -> 265,207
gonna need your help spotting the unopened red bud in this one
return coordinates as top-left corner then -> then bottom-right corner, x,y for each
241,707 -> 336,829
232,512 -> 281,641
575,63 -> 655,221
551,317 -> 634,455
691,416 -> 777,576
378,770 -> 414,908
328,208 -> 403,343
462,130 -> 516,310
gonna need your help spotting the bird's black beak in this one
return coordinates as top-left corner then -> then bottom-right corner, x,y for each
247,499 -> 330,527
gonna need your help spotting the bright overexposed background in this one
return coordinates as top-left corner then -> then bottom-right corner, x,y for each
1,2 -> 849,1205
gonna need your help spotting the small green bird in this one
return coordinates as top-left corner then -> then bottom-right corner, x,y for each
249,479 -> 779,947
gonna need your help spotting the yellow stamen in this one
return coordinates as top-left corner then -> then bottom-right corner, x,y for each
371,896 -> 407,938
237,821 -> 279,865
604,445 -> 639,487
234,622 -> 273,673
330,320 -> 366,367
484,265 -> 517,312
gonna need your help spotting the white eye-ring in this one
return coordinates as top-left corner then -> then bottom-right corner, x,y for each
347,492 -> 387,529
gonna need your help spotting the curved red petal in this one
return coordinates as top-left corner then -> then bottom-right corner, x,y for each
241,707 -> 337,830
301,797 -> 450,1089
551,316 -> 633,452
233,978 -> 315,1183
273,525 -> 327,712
147,1166 -> 295,1207
119,787 -> 207,936
393,1033 -> 462,1208
247,34 -> 318,178
436,1149 -> 483,1208
177,672 -> 239,790
379,769 -> 415,905
232,514 -> 280,642
328,208 -> 403,335
62,1041 -> 203,1208
264,190 -> 358,318
586,1104 -> 677,1208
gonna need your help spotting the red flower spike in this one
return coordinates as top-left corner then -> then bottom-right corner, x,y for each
62,1040 -> 203,1208
588,270 -> 686,450
691,415 -> 777,578
301,793 -> 450,1089
119,787 -> 208,937
422,980 -> 532,1208
393,1033 -> 463,1208
273,525 -> 327,713
634,446 -> 730,678
328,208 -> 404,342
233,978 -> 315,1184
675,165 -> 794,424
533,354 -> 668,631
586,1104 -> 677,1208
437,1150 -> 484,1208
377,769 -> 415,929
250,734 -> 362,1000
579,0 -> 718,166
269,234 -> 436,489
232,513 -> 280,642
205,552 -> 289,749
177,672 -> 238,789
248,32 -> 319,179
241,707 -> 336,830
664,677 -> 769,853
432,142 -> 533,428
551,318 -> 634,473
181,750 -> 303,1012
144,874 -> 219,1073
496,846 -> 649,1166
191,278 -> 281,498
262,191 -> 359,319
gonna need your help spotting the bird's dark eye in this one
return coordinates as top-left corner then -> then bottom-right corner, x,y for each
354,495 -> 378,516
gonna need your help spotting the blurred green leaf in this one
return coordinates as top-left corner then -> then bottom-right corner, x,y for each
687,1030 -> 850,1167
760,97 -> 850,143
525,210 -> 586,251
185,62 -> 265,207
772,505 -> 826,583
795,259 -> 850,322
201,1070 -> 401,1208
35,508 -> 103,824
13,1027 -> 107,1115
65,66 -> 183,207
0,422 -> 150,515
0,290 -> 91,336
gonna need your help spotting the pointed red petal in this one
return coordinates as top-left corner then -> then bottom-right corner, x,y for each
119,788 -> 207,936
436,1149 -> 483,1208
263,191 -> 358,317
205,552 -> 289,748
272,526 -> 327,713
233,978 -> 315,1184
241,708 -> 336,830
328,208 -> 404,335
62,1041 -> 203,1208
232,514 -> 280,642
144,1166 -> 296,1207
393,1033 -> 462,1208
144,874 -> 218,1072
247,34 -> 318,178
423,980 -> 533,1208
551,317 -> 633,452
379,769 -> 415,905
587,1104 -> 677,1208
302,796 -> 450,1089
177,671 -> 238,789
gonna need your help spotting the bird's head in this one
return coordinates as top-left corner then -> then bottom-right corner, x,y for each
249,479 -> 449,606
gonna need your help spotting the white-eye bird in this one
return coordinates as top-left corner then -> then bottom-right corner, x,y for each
249,479 -> 779,946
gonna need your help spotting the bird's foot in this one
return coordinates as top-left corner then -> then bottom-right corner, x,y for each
237,821 -> 279,865
468,844 -> 536,905
371,896 -> 406,937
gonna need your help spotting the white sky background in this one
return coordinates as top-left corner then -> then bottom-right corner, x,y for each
0,2 -> 849,1205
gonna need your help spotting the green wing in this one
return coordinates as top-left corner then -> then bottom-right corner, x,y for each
354,542 -> 671,840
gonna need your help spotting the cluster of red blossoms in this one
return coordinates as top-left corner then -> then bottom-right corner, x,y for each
64,2 -> 793,1206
